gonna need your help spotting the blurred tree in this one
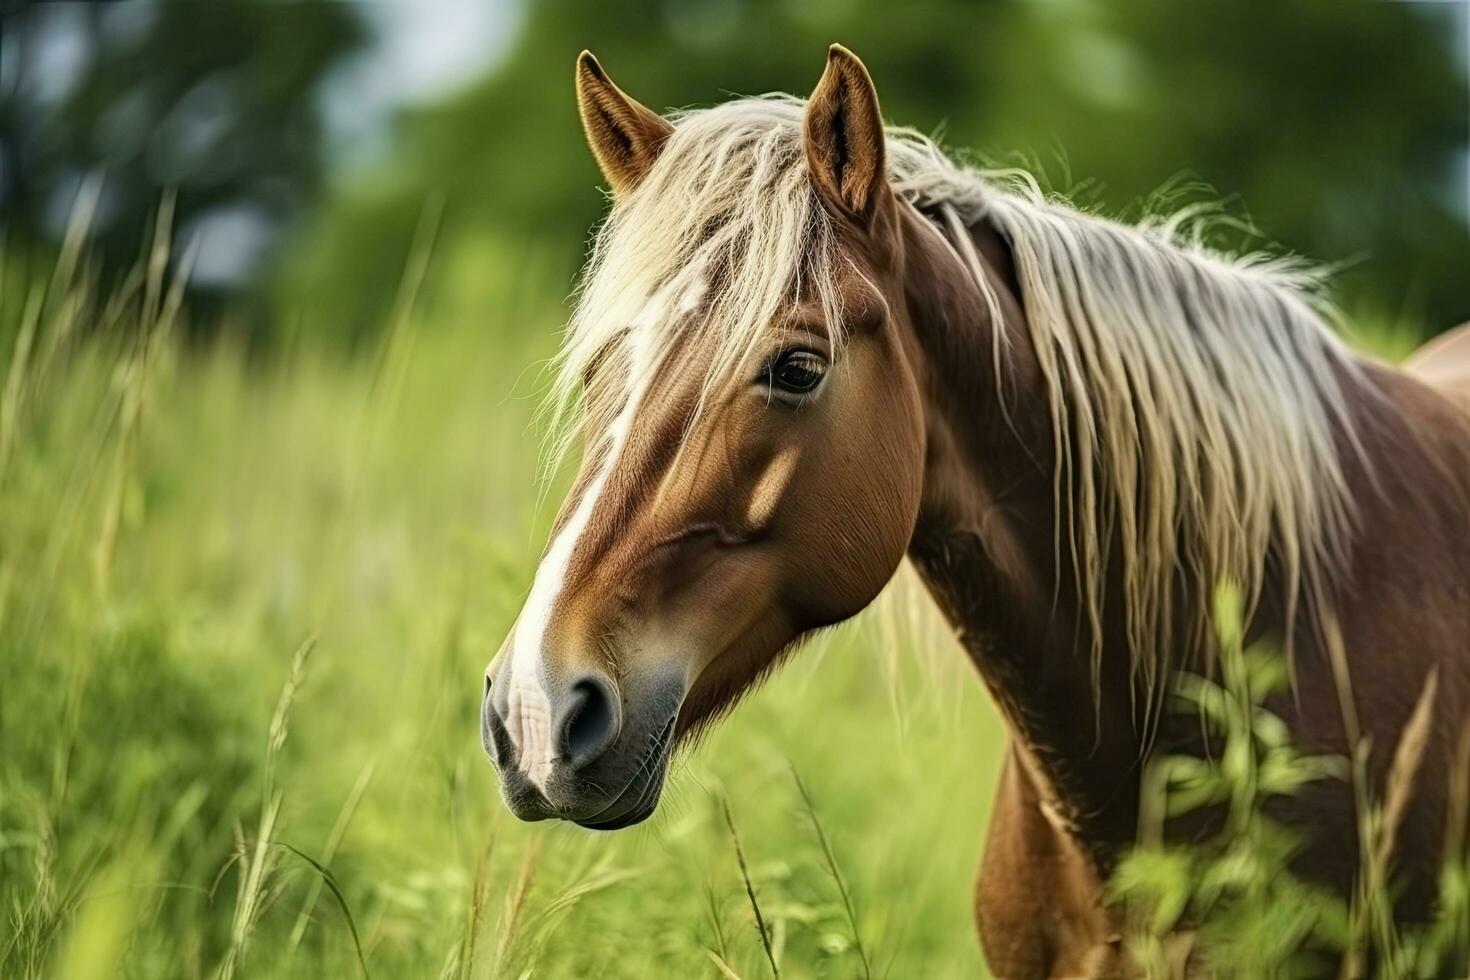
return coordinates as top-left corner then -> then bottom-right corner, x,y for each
281,0 -> 1467,344
989,0 -> 1469,332
0,0 -> 366,302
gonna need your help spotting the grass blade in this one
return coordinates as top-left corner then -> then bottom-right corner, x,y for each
706,948 -> 745,980
287,759 -> 377,954
275,842 -> 371,979
791,765 -> 871,979
721,795 -> 779,979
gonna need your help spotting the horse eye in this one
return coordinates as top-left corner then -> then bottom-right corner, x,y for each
763,350 -> 827,397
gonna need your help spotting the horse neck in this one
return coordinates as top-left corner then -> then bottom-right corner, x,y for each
896,204 -> 1144,849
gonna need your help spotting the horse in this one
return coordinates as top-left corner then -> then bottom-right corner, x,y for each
480,45 -> 1470,977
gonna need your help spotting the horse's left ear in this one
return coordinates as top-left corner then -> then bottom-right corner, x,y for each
576,50 -> 675,197
804,44 -> 888,222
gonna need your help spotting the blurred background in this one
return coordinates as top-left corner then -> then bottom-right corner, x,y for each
0,2 -> 1466,978
4,0 -> 1467,341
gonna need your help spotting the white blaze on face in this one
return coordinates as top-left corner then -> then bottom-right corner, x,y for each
504,276 -> 706,790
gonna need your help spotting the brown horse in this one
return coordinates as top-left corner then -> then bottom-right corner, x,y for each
481,45 -> 1470,977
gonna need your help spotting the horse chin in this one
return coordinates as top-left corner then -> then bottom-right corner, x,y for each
573,801 -> 657,831
571,743 -> 672,831
495,761 -> 667,829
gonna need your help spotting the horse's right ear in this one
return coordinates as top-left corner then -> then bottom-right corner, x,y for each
575,51 -> 674,197
804,44 -> 887,222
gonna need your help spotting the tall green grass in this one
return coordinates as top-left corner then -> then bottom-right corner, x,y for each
2,212 -> 1451,977
0,221 -> 1002,978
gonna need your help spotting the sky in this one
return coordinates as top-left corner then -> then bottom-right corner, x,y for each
318,0 -> 522,170
208,0 -> 521,283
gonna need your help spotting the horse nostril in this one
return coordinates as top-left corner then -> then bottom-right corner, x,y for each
561,676 -> 621,769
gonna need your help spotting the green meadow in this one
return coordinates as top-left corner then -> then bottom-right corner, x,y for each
1,229 -> 1020,979
7,181 -> 1463,980
5,2 -> 1464,975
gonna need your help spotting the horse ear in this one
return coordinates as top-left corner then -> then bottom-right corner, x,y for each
575,51 -> 675,197
804,44 -> 887,221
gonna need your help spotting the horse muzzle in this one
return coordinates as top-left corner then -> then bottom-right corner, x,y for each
481,664 -> 682,830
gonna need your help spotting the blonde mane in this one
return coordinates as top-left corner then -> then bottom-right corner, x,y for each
553,95 -> 1363,707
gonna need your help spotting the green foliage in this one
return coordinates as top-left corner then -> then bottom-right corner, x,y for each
1109,588 -> 1470,979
